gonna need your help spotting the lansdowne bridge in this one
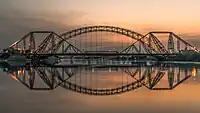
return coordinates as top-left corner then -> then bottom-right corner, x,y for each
2,64 -> 192,96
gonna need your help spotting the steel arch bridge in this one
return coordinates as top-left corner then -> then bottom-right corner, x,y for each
3,25 -> 200,62
59,25 -> 150,53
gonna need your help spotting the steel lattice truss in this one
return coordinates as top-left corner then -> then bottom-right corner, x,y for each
7,25 -> 199,55
4,65 -> 192,96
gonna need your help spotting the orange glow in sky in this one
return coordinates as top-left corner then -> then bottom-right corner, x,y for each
1,0 -> 200,37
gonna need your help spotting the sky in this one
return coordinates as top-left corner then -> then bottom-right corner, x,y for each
0,0 -> 200,48
1,1 -> 200,113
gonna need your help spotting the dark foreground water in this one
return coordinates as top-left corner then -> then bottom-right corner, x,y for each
0,65 -> 200,113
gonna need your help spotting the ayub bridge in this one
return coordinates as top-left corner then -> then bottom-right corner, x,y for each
3,25 -> 200,64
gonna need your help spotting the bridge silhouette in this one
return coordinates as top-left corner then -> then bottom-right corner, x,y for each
3,25 -> 199,63
2,64 -> 193,96
1,26 -> 198,95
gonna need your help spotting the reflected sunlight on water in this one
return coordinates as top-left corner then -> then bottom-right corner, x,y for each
1,64 -> 200,113
192,67 -> 197,77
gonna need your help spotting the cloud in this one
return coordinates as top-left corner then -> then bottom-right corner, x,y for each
0,15 -> 64,48
0,8 -> 91,49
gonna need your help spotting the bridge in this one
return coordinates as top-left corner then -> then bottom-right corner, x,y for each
2,64 -> 193,96
1,26 -> 198,95
2,25 -> 200,64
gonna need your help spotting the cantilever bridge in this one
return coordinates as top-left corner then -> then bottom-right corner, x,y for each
3,25 -> 200,62
3,64 -> 192,96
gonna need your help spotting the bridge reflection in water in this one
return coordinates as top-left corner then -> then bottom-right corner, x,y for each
2,63 -> 196,96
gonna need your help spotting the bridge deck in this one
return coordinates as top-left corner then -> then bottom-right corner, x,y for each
25,53 -> 179,56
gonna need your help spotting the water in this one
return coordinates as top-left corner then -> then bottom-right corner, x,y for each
0,63 -> 200,113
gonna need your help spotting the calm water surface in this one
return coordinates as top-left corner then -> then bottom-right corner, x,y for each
0,65 -> 200,113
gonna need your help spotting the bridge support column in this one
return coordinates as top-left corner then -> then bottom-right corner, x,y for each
168,68 -> 174,89
23,39 -> 26,50
29,33 -> 36,53
177,40 -> 180,53
168,33 -> 174,53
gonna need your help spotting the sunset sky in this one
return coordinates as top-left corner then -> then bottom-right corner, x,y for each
0,0 -> 200,48
1,1 -> 200,113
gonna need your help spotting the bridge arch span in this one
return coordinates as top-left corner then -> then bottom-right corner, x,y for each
62,76 -> 146,96
54,25 -> 152,54
60,25 -> 144,40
